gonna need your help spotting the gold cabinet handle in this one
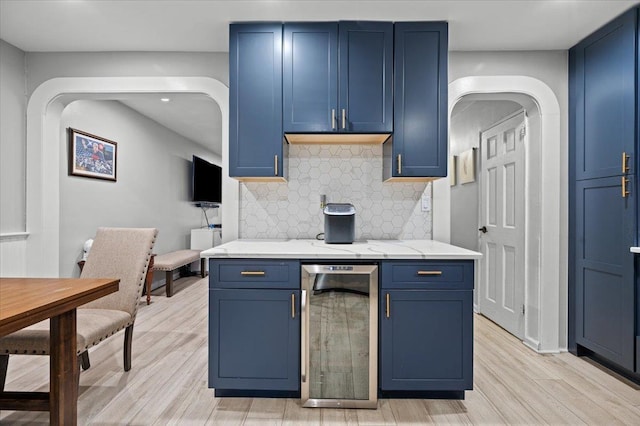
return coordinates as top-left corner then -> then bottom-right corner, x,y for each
300,289 -> 307,382
341,109 -> 346,129
331,109 -> 336,130
386,293 -> 390,318
397,154 -> 402,175
240,271 -> 265,276
291,293 -> 295,318
622,176 -> 630,198
274,155 -> 278,176
622,152 -> 630,174
417,270 -> 443,276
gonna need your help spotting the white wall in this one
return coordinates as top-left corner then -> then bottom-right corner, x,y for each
25,52 -> 229,98
449,100 -> 522,251
59,100 -> 220,278
0,40 -> 26,233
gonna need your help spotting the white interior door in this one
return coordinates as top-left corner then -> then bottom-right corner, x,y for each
478,111 -> 526,339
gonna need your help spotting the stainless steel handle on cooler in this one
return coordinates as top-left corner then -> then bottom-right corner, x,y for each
300,289 -> 307,382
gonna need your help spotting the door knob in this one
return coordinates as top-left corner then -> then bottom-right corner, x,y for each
478,226 -> 488,233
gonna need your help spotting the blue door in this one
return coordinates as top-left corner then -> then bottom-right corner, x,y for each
209,289 -> 300,391
380,289 -> 473,391
390,22 -> 448,178
338,21 -> 393,133
283,23 -> 338,133
575,176 -> 635,370
229,23 -> 283,178
573,10 -> 636,180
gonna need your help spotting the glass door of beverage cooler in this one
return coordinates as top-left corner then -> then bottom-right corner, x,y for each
300,264 -> 378,409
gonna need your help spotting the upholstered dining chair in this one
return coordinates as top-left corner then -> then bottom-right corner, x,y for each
0,227 -> 157,390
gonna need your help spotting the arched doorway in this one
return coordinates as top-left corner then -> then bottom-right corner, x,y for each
434,76 -> 563,352
24,77 -> 237,277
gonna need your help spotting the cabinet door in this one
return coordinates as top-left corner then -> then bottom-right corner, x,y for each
338,21 -> 393,133
380,289 -> 473,391
572,10 -> 636,180
209,289 -> 300,391
389,22 -> 448,178
283,23 -> 338,133
229,23 -> 283,178
575,176 -> 635,370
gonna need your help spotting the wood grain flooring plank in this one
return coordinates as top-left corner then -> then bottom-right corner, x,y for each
355,398 -> 397,425
388,399 -> 433,424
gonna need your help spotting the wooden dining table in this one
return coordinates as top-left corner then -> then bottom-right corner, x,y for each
0,277 -> 119,425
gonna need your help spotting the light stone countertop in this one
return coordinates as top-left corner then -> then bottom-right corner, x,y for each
201,239 -> 482,260
631,247 -> 640,253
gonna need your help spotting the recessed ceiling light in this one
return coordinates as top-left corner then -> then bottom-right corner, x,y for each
161,98 -> 170,102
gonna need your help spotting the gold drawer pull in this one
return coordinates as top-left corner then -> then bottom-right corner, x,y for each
291,293 -> 295,318
622,176 -> 630,198
417,270 -> 443,276
240,271 -> 265,276
622,152 -> 630,174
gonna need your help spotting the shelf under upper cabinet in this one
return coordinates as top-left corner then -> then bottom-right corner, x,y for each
284,133 -> 391,145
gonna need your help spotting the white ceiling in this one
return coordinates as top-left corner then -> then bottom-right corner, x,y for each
2,0 -> 639,154
118,94 -> 222,155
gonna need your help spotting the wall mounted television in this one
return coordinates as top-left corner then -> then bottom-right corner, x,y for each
192,155 -> 222,206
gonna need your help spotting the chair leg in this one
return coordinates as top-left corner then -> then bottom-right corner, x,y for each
80,351 -> 91,370
0,354 -> 8,391
76,354 -> 82,393
124,324 -> 134,372
200,258 -> 206,278
166,271 -> 173,297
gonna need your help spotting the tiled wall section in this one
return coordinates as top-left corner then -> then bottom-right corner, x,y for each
240,145 -> 432,240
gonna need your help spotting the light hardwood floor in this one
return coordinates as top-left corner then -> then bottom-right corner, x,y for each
2,276 -> 640,425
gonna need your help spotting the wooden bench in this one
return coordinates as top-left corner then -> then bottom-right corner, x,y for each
152,250 -> 205,300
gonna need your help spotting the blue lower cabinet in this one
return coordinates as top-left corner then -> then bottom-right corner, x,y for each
209,289 -> 300,392
380,288 -> 473,391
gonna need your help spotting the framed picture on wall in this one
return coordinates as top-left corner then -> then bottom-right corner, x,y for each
68,128 -> 117,181
458,148 -> 475,184
449,155 -> 457,186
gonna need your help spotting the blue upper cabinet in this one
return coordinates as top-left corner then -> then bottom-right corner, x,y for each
338,22 -> 393,133
283,23 -> 338,133
386,22 -> 448,180
283,21 -> 393,135
229,23 -> 284,179
572,10 -> 636,180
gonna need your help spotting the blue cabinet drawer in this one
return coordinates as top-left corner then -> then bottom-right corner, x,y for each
210,259 -> 299,289
381,260 -> 473,290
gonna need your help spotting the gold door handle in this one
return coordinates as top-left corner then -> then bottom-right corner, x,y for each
386,293 -> 390,318
622,152 -> 630,173
331,109 -> 336,130
417,271 -> 443,276
342,109 -> 346,130
291,293 -> 295,318
240,271 -> 265,276
397,154 -> 402,175
274,155 -> 278,176
622,176 -> 630,198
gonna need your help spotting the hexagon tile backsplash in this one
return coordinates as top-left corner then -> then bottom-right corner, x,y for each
240,145 -> 432,240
